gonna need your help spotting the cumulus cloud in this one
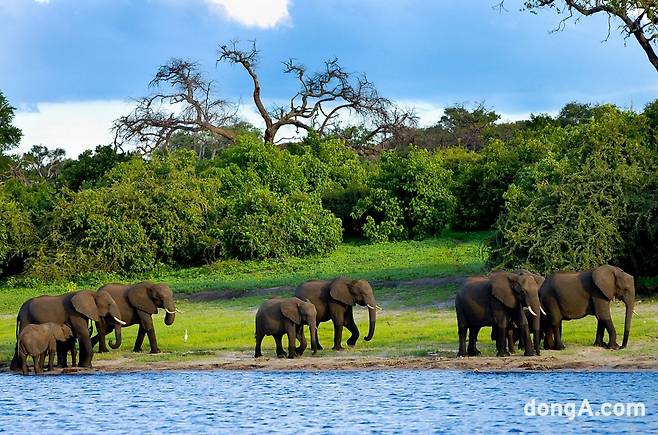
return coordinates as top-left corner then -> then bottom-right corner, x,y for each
13,100 -> 132,158
203,0 -> 291,28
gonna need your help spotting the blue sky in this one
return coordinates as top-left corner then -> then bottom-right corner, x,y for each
1,0 -> 657,156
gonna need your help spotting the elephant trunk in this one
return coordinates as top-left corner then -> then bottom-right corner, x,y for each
309,321 -> 318,355
621,294 -> 634,349
364,296 -> 377,341
527,294 -> 542,356
108,321 -> 122,349
164,299 -> 176,326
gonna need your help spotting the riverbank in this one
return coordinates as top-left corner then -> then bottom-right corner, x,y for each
1,233 -> 656,373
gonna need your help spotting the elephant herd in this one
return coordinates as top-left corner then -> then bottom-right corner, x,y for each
10,281 -> 178,374
456,264 -> 636,358
8,264 -> 635,374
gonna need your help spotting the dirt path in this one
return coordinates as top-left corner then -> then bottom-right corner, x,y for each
181,275 -> 467,302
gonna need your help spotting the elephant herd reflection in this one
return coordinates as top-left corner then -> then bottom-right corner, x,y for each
9,265 -> 634,374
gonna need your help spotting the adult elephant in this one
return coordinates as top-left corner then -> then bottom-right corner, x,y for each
91,281 -> 177,354
11,290 -> 124,369
455,271 -> 543,357
540,264 -> 635,350
294,278 -> 380,351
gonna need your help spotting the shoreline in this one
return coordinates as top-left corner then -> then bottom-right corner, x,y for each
4,352 -> 657,374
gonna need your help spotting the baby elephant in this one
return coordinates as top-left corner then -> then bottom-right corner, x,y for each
255,297 -> 318,359
18,323 -> 73,374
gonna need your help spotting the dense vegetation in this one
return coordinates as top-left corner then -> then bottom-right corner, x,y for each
1,90 -> 657,284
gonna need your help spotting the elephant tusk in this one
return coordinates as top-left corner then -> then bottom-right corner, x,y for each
540,306 -> 547,316
176,308 -> 183,314
367,304 -> 383,311
164,308 -> 176,315
376,305 -> 382,310
113,316 -> 127,326
527,306 -> 538,317
633,310 -> 638,316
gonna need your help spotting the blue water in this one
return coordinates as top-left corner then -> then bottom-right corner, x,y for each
0,370 -> 655,433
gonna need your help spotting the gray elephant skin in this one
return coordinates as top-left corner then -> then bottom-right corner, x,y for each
91,281 -> 177,354
456,270 -> 543,357
17,323 -> 73,374
255,297 -> 318,358
11,290 -> 123,369
540,264 -> 635,350
294,277 -> 380,351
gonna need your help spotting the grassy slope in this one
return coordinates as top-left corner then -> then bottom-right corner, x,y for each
0,231 -> 656,364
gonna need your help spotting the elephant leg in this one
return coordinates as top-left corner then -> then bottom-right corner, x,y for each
507,328 -> 516,354
134,325 -> 146,352
593,319 -> 607,347
20,354 -> 28,375
10,344 -> 20,372
295,326 -> 307,356
495,321 -> 510,357
286,323 -> 297,359
331,311 -> 346,351
73,319 -> 93,367
344,307 -> 360,347
254,333 -> 264,358
457,326 -> 468,357
467,327 -> 481,356
33,355 -> 41,374
274,334 -> 286,358
96,320 -> 109,353
314,327 -> 323,350
600,318 -> 619,350
136,313 -> 159,354
48,349 -> 54,371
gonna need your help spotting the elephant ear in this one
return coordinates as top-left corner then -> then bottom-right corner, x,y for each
280,299 -> 302,325
490,272 -> 517,309
329,279 -> 354,306
71,292 -> 100,322
128,284 -> 157,314
592,265 -> 616,300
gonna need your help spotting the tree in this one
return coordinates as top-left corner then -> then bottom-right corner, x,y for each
58,145 -> 133,190
114,41 -> 416,152
20,145 -> 68,182
0,91 -> 22,153
113,59 -> 239,154
508,1 -> 658,72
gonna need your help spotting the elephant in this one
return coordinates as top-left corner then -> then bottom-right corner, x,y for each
540,264 -> 635,350
294,278 -> 380,351
17,323 -> 73,374
10,290 -> 125,369
91,281 -> 177,354
490,270 -> 546,353
255,297 -> 318,359
455,270 -> 543,357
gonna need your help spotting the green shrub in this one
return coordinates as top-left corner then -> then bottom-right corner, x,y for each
489,106 -> 657,275
353,148 -> 455,242
0,188 -> 36,275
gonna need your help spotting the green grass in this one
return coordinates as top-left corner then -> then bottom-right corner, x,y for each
1,231 -> 656,366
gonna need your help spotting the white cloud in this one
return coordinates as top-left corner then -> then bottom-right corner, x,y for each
14,100 -> 132,158
203,0 -> 291,28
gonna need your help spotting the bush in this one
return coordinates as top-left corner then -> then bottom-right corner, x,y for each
489,106 -> 658,275
353,148 -> 455,242
216,190 -> 342,259
0,188 -> 36,275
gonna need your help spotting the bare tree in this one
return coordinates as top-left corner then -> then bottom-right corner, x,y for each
218,40 -> 417,145
114,42 -> 416,152
113,59 -> 238,154
20,145 -> 67,182
498,1 -> 658,72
